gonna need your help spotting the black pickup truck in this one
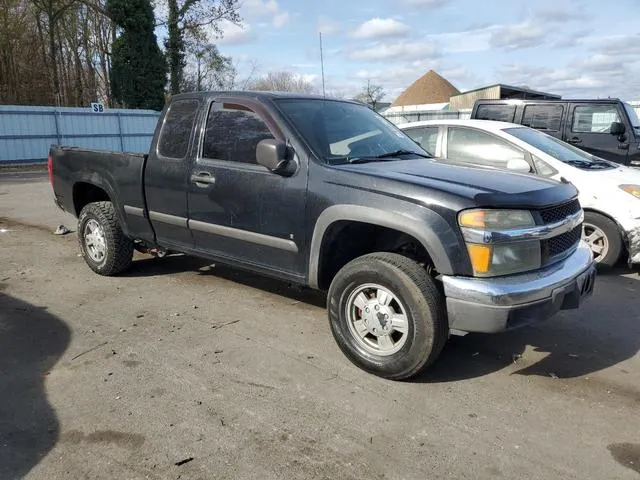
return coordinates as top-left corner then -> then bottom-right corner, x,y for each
49,92 -> 596,379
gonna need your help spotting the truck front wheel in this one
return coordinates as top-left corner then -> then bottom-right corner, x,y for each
327,253 -> 448,380
78,201 -> 134,276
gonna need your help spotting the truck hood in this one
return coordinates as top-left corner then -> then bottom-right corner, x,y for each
332,159 -> 578,209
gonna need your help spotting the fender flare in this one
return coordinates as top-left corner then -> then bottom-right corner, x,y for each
308,204 -> 458,288
72,174 -> 127,229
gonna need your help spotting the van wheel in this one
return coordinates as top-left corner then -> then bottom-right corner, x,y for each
583,212 -> 622,268
327,253 -> 448,380
78,201 -> 134,276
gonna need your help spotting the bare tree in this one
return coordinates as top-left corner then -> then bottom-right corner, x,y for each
157,0 -> 241,94
354,79 -> 385,110
248,71 -> 317,93
182,43 -> 235,92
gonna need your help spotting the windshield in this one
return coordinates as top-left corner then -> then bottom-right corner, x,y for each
624,103 -> 640,129
274,98 -> 429,164
505,127 -> 616,170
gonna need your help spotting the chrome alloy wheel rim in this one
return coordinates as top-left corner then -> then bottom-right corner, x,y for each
84,219 -> 107,264
345,284 -> 409,356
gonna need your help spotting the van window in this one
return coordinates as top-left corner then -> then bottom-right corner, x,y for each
572,105 -> 621,133
158,100 -> 199,159
522,105 -> 563,131
475,104 -> 516,122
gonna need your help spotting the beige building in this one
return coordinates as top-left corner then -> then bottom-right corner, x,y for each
449,84 -> 560,110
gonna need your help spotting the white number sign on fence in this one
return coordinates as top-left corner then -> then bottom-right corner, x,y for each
91,103 -> 105,113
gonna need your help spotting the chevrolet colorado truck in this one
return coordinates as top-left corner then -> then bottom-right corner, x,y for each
49,92 -> 596,380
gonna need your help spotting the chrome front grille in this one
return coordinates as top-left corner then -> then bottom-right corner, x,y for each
538,200 -> 583,265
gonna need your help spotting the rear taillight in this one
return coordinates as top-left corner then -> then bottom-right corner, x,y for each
47,154 -> 53,185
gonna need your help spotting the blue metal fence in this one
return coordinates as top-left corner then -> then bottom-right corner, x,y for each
0,105 -> 161,164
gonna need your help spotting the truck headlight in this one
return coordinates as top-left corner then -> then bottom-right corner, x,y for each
459,209 -> 542,277
619,184 -> 640,199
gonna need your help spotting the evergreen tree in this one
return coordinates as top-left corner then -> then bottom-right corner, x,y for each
107,0 -> 166,110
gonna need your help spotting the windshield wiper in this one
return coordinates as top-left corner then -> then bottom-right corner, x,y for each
374,149 -> 432,159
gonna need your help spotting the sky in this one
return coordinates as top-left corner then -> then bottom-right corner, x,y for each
208,0 -> 640,102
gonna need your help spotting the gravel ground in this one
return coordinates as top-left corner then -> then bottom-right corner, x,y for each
1,174 -> 639,480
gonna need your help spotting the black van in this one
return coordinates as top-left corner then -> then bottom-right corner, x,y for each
471,99 -> 640,166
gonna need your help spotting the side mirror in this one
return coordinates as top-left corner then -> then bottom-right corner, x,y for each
506,158 -> 532,173
257,139 -> 294,175
610,121 -> 626,136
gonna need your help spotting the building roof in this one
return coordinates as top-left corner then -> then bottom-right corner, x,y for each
450,83 -> 561,100
392,70 -> 460,107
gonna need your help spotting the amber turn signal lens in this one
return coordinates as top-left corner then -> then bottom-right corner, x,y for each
467,244 -> 492,274
459,210 -> 486,228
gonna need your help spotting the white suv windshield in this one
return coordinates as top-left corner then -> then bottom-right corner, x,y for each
505,127 -> 615,170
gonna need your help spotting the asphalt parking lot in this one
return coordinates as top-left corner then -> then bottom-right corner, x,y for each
1,172 -> 639,480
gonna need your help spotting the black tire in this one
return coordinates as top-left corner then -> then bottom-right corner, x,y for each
327,252 -> 448,380
78,201 -> 134,276
583,212 -> 623,269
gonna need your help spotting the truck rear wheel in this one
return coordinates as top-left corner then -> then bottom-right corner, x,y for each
327,252 -> 448,380
78,201 -> 134,276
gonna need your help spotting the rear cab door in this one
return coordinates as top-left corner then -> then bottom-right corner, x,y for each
144,97 -> 202,250
564,102 -> 631,165
186,96 -> 309,281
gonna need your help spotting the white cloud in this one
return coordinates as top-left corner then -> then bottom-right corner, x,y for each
216,20 -> 255,45
404,0 -> 450,8
351,18 -> 411,39
318,15 -> 340,35
496,62 -> 640,100
535,6 -> 590,23
348,41 -> 438,61
242,0 -> 290,30
489,22 -> 548,50
243,0 -> 279,15
272,11 -> 290,28
427,27 -> 494,53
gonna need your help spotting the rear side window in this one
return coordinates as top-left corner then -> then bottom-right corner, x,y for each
572,105 -> 621,133
158,100 -> 199,159
404,127 -> 439,155
203,103 -> 275,164
475,104 -> 516,122
522,105 -> 563,131
447,127 -> 526,168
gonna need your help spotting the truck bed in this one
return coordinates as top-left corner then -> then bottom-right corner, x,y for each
49,145 -> 154,242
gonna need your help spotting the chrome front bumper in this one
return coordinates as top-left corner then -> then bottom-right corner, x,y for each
441,242 -> 596,333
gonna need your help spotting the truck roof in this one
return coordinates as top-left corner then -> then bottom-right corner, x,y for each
171,90 -> 360,104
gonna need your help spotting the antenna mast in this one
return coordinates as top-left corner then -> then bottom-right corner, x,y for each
319,32 -> 326,97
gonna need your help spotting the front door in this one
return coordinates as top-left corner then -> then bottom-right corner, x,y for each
187,98 -> 308,280
564,103 -> 630,165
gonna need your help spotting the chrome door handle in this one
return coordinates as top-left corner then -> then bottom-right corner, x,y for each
191,172 -> 216,186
